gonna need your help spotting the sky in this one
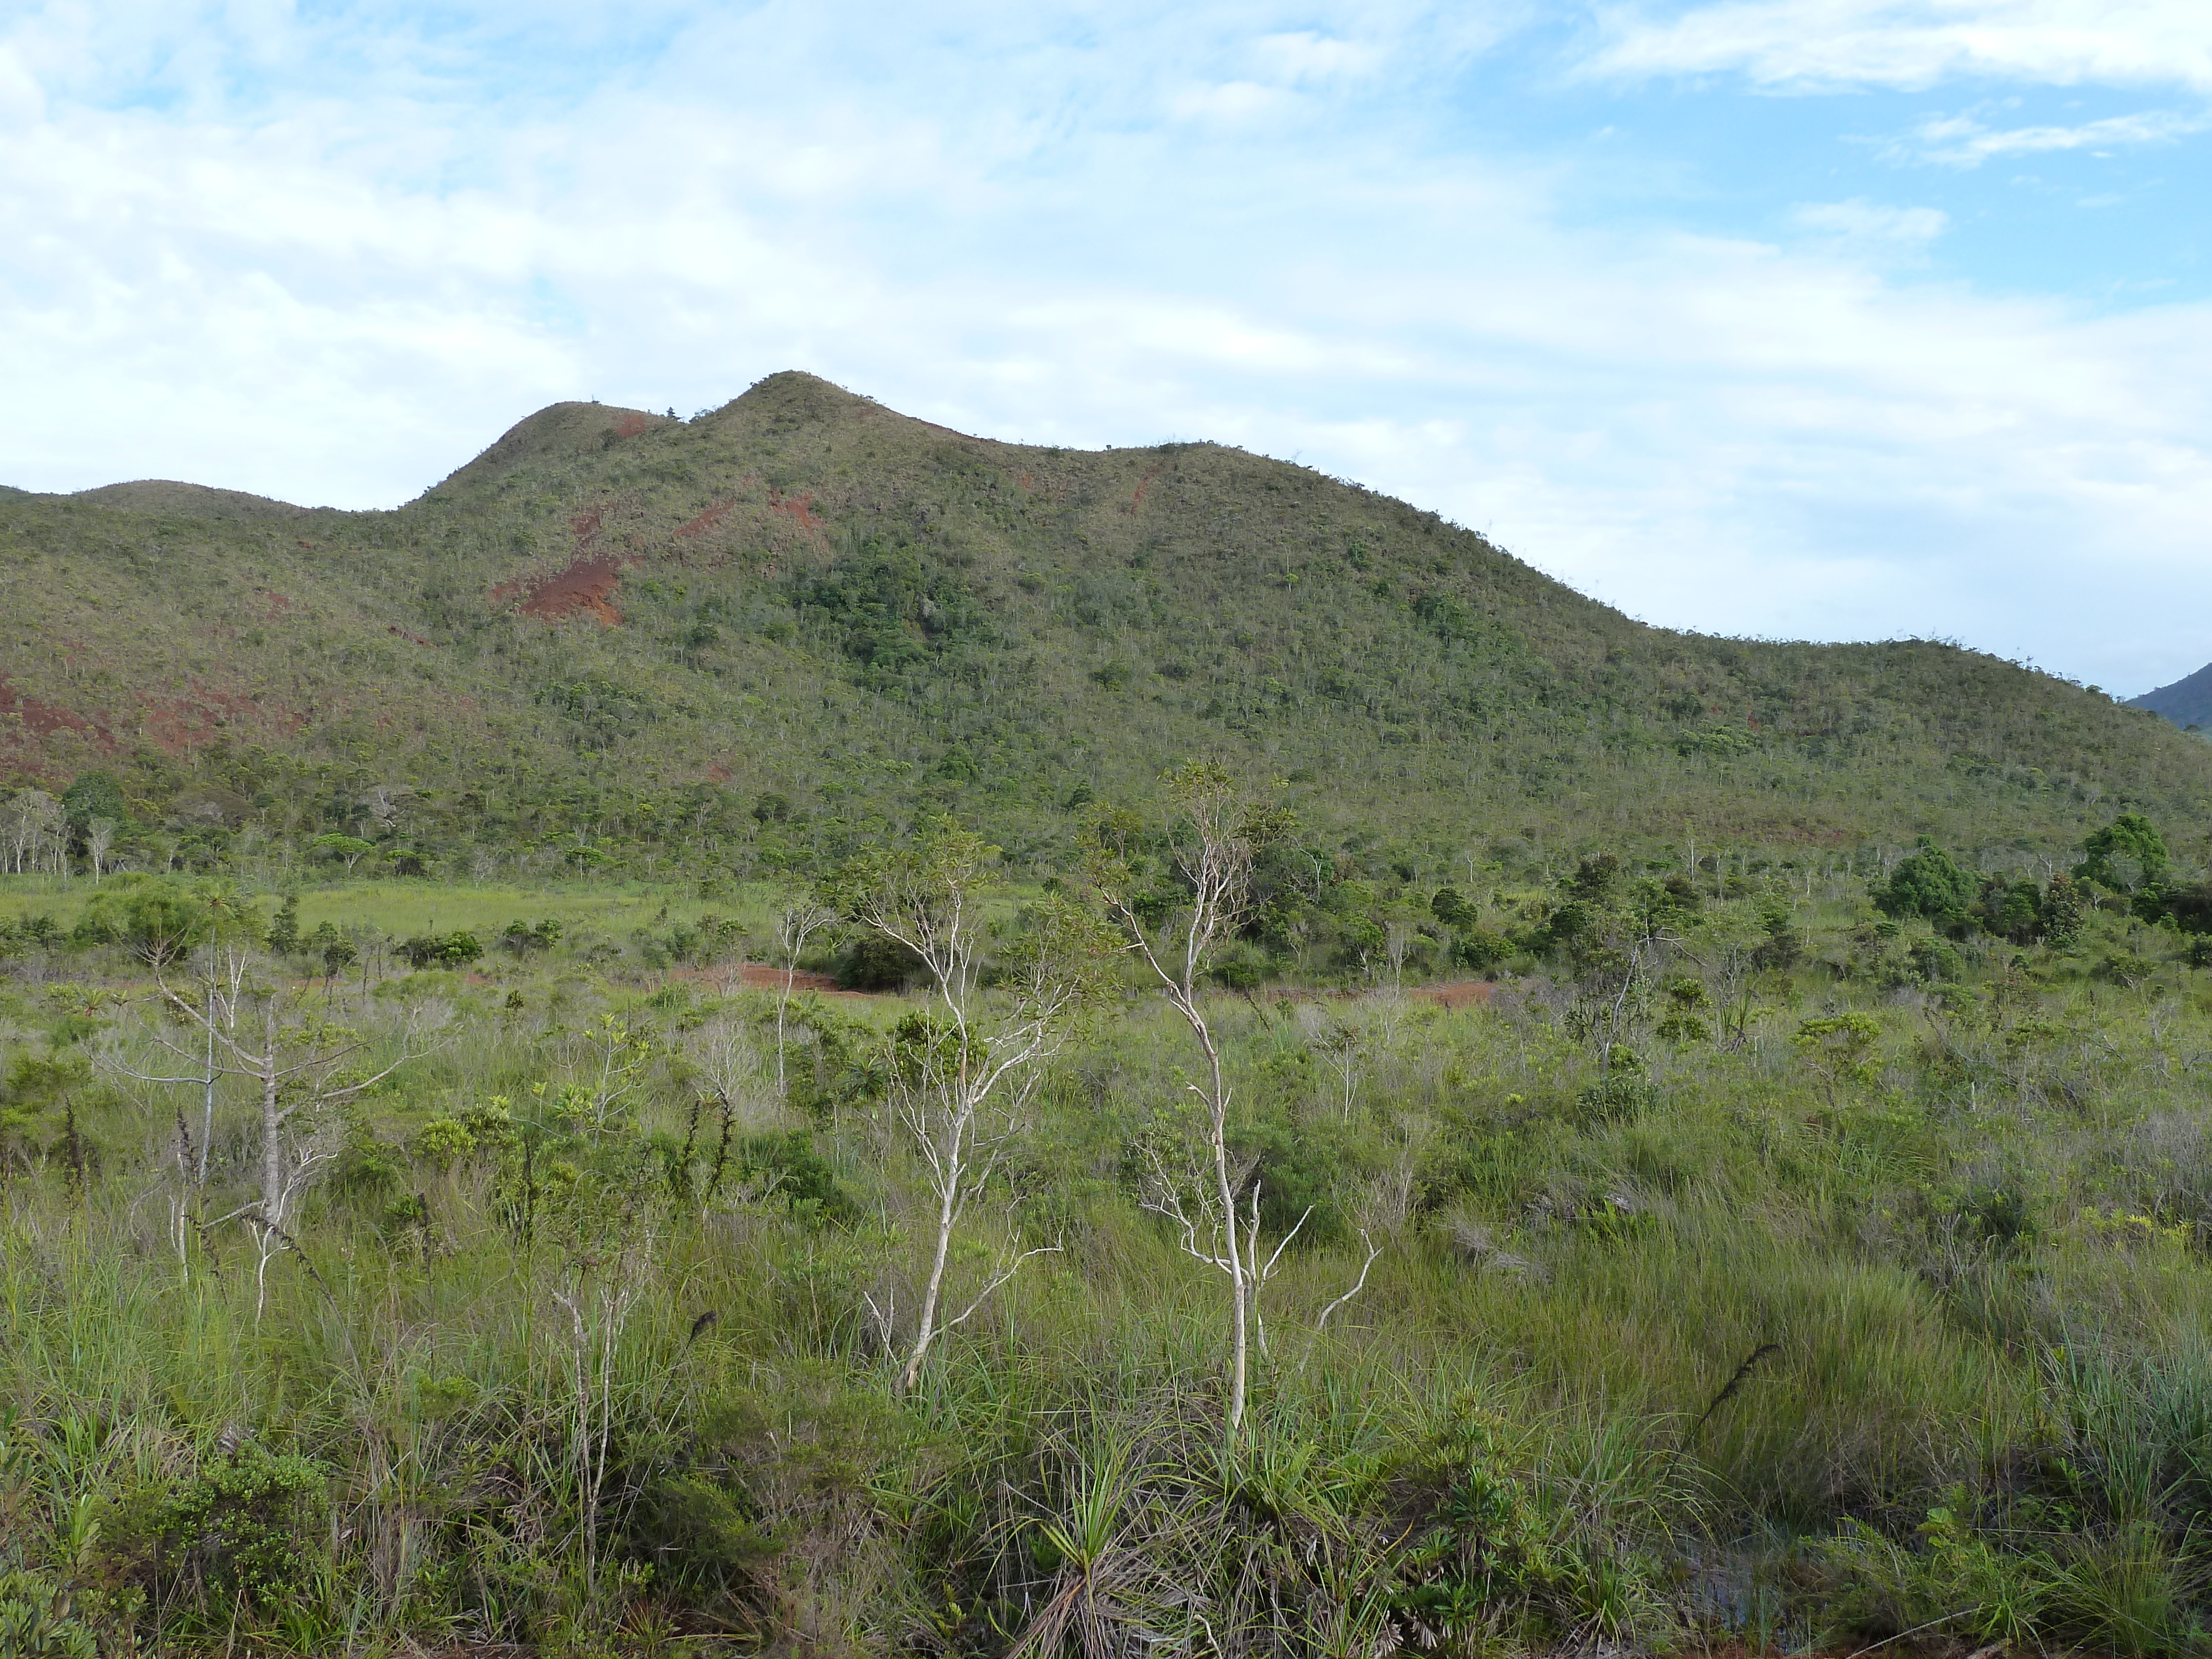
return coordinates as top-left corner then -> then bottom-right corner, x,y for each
2,1 -> 2209,695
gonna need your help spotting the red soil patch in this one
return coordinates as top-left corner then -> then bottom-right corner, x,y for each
0,676 -> 112,749
135,679 -> 304,756
676,499 -> 736,538
491,497 -> 638,623
1125,467 -> 1164,513
387,624 -> 430,645
739,964 -> 842,992
296,540 -> 317,550
665,963 -> 877,999
768,490 -> 823,531
1016,471 -> 1034,492
513,555 -> 627,625
705,761 -> 734,783
610,413 -> 650,440
1413,981 -> 1496,1011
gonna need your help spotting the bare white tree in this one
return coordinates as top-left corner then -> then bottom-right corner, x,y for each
771,889 -> 839,1098
134,968 -> 437,1316
85,817 -> 117,883
1303,1005 -> 1368,1124
846,823 -> 1108,1391
685,1017 -> 779,1134
6,789 -> 64,875
1089,763 -> 1284,1437
550,1204 -> 655,1604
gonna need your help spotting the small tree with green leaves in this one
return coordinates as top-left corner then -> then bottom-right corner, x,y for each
1794,1014 -> 1883,1112
1873,839 -> 1976,929
2076,811 -> 2168,894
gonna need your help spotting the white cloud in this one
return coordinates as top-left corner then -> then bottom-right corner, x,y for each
1897,105 -> 2209,164
1169,80 -> 1294,121
1790,197 -> 1949,248
1253,31 -> 1381,83
0,44 -> 42,126
1588,0 -> 2212,93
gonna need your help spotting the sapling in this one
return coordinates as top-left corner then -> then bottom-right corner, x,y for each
842,822 -> 1110,1390
1089,763 -> 1289,1436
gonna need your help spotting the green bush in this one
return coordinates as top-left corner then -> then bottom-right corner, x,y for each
97,1447 -> 330,1618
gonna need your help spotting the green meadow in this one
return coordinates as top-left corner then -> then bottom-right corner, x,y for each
5,805 -> 2212,1657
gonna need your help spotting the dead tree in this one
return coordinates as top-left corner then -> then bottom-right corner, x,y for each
844,823 -> 1108,1391
139,966 -> 436,1316
1089,763 -> 1286,1437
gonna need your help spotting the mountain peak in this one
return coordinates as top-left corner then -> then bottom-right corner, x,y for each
436,400 -> 682,494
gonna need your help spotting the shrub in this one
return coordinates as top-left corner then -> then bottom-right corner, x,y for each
97,1447 -> 329,1618
0,1571 -> 99,1659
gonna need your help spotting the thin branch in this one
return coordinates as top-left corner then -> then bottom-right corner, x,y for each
941,1245 -> 1063,1332
1300,1231 -> 1383,1374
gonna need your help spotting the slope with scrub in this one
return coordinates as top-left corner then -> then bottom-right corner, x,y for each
0,372 -> 2203,882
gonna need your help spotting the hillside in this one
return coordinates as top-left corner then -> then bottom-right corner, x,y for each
15,380 -> 2212,1659
4,370 -> 2206,879
2130,661 -> 2212,732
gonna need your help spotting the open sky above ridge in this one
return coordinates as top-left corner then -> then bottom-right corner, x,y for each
3,1 -> 2209,695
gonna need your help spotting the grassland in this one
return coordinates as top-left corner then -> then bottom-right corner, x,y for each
5,817 -> 2212,1657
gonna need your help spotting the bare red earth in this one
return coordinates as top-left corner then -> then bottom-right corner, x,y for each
1415,981 -> 1496,1011
610,413 -> 650,439
491,499 -> 635,623
768,490 -> 823,531
675,499 -> 736,538
135,680 -> 304,755
0,676 -> 112,749
665,963 -> 873,998
513,556 -> 627,624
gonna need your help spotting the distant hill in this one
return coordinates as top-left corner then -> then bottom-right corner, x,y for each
63,481 -> 318,520
3,371 -> 2206,879
2128,663 -> 2212,733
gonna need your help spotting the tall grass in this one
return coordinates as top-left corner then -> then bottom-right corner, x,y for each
6,883 -> 2212,1655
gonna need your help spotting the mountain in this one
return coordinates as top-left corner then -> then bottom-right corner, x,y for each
2128,663 -> 2212,733
3,370 -> 2206,878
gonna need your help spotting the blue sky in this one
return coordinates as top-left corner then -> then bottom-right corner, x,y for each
4,1 -> 2209,694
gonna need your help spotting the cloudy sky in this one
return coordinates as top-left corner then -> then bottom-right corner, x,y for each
3,1 -> 2209,693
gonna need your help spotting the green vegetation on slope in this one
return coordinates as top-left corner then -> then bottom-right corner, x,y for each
2,371 -> 2205,886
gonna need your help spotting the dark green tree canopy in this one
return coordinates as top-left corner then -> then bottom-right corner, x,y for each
60,769 -> 128,828
2076,812 -> 2168,891
1872,838 -> 1976,924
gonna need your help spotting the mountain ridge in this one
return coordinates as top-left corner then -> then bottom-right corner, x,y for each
2129,662 -> 2212,733
1,369 -> 2204,879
